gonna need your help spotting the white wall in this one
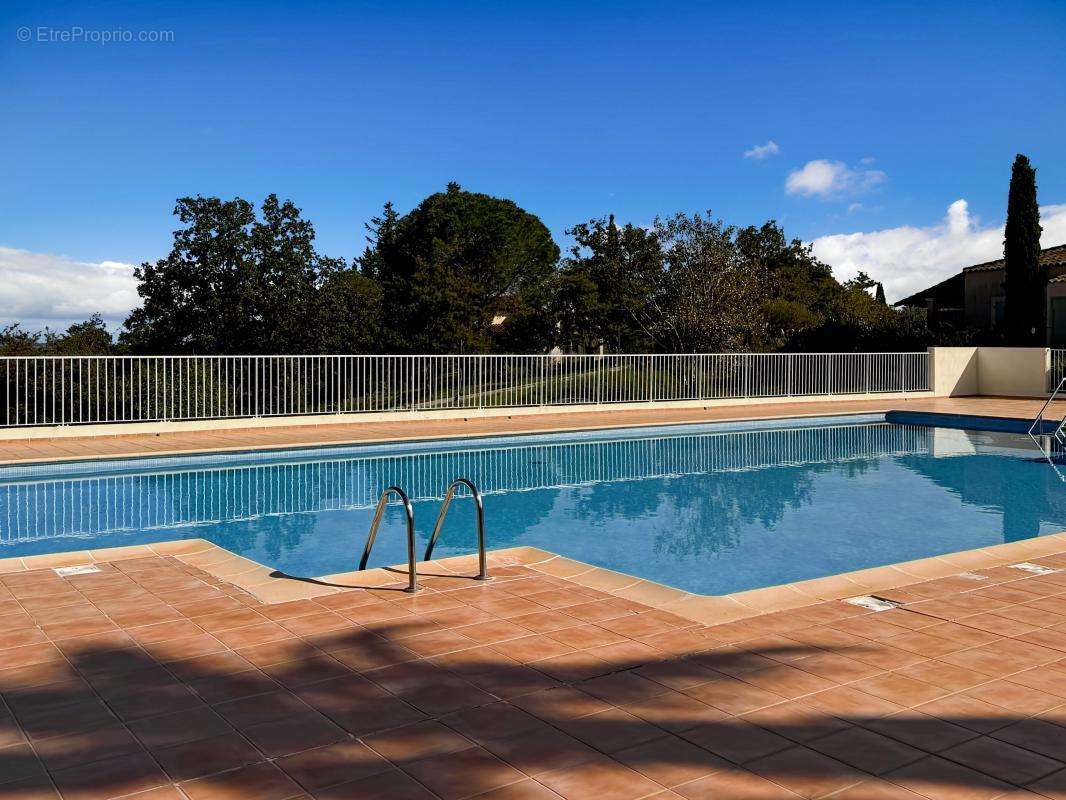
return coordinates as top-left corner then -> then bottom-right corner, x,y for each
928,346 -> 1050,398
928,347 -> 978,396
975,347 -> 1050,397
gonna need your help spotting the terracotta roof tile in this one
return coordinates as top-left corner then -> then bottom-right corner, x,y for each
962,243 -> 1066,273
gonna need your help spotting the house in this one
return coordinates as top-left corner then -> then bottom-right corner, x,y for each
895,244 -> 1066,344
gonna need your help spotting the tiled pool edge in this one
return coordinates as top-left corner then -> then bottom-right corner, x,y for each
514,534 -> 1066,624
0,406 -> 897,469
0,412 -> 891,480
1,407 -> 1049,480
6,533 -> 1066,627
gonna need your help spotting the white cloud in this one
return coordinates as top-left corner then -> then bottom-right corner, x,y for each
0,246 -> 138,330
810,200 -> 1066,302
785,159 -> 887,199
743,140 -> 780,160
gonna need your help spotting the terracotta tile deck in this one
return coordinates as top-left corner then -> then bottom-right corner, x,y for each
4,545 -> 1066,799
2,395 -> 1065,466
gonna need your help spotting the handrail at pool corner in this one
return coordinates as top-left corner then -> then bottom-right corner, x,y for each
1029,376 -> 1066,436
357,485 -> 420,593
424,477 -> 489,581
1026,376 -> 1066,483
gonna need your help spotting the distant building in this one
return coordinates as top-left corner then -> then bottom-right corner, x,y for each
895,244 -> 1066,344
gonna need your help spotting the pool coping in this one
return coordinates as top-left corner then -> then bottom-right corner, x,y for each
5,532 -> 1066,627
0,405 -> 911,468
0,407 -> 1047,482
0,412 -> 892,481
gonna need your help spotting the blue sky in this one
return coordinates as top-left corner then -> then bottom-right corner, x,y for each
1,0 -> 1064,325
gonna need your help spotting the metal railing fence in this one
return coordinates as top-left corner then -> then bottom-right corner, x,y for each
0,352 -> 930,428
1050,350 -> 1066,391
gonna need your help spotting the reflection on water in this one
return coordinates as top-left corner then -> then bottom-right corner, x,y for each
1,423 -> 931,541
2,422 -> 1064,594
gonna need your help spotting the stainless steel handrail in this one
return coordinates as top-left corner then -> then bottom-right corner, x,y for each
423,478 -> 489,581
1029,376 -> 1066,436
1027,377 -> 1066,482
357,485 -> 420,593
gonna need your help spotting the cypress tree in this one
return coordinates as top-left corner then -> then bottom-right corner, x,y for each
875,282 -> 886,305
1003,154 -> 1043,345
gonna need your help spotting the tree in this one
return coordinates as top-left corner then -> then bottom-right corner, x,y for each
556,216 -> 665,352
364,183 -> 560,353
652,212 -> 768,352
311,270 -> 384,354
736,222 -> 838,350
547,267 -> 604,353
1003,154 -> 1043,345
729,226 -> 927,352
55,315 -> 114,355
821,276 -> 930,351
0,324 -> 39,356
0,315 -> 113,356
875,283 -> 886,305
358,202 -> 398,281
121,195 -> 346,354
555,213 -> 922,355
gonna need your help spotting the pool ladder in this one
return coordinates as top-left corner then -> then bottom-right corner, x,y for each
1028,377 -> 1066,482
356,478 -> 489,592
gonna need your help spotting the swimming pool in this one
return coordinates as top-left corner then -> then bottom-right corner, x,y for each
2,415 -> 1064,595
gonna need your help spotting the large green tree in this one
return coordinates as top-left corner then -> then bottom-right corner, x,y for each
363,183 -> 560,353
653,212 -> 768,352
555,216 -> 665,352
121,195 -> 347,354
737,222 -> 839,350
1003,154 -> 1043,345
311,270 -> 384,354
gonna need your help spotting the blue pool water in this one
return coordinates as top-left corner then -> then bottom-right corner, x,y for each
2,415 -> 1064,595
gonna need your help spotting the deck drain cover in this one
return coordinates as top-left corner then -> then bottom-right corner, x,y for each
844,595 -> 902,612
54,565 -> 100,577
1009,563 -> 1057,576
